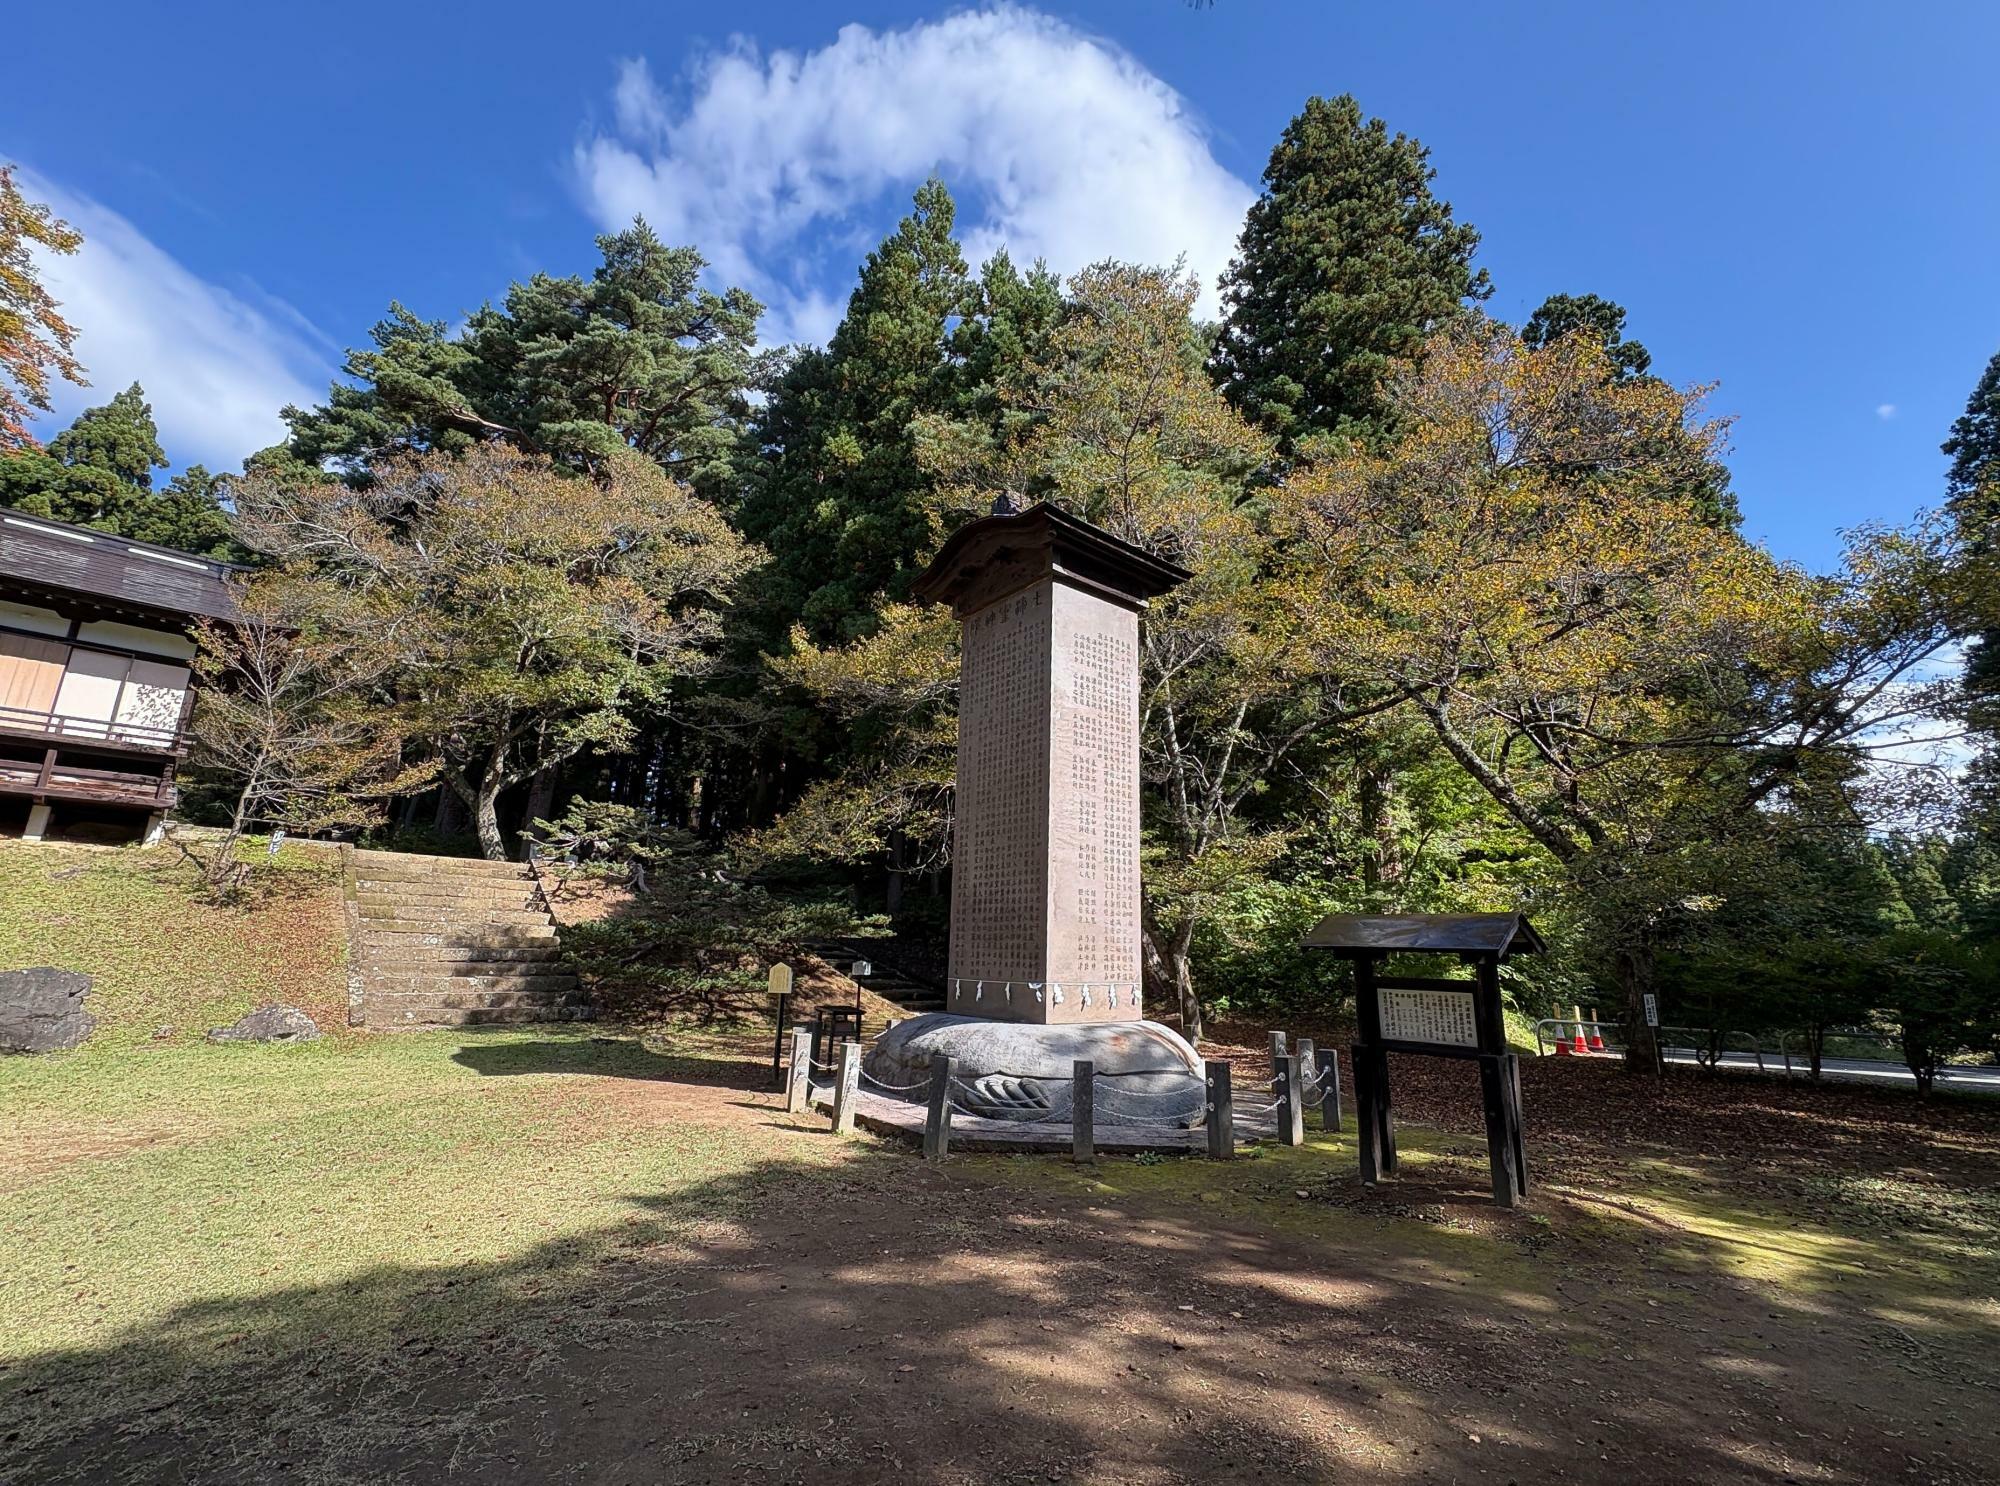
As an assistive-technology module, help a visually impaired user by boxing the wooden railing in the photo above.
[0,702,186,752]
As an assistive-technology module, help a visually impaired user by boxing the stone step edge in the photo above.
[355,902,553,920]
[351,881,545,899]
[356,928,560,940]
[348,849,535,872]
[360,975,580,994]
[361,1006,596,1028]
[359,987,586,1003]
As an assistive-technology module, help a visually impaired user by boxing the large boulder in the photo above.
[207,1005,321,1044]
[0,968,96,1054]
[864,1014,1204,1123]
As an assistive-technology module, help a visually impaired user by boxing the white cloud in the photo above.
[1876,403,1898,420]
[15,166,329,470]
[572,7,1256,345]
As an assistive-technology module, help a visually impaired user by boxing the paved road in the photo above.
[1655,1047,2000,1091]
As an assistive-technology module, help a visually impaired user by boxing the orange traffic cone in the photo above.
[1553,1021,1572,1055]
[1586,1008,1607,1053]
[1570,1006,1589,1055]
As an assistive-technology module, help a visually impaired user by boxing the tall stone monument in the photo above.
[865,499,1206,1118]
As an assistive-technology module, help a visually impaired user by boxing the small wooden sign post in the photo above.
[768,962,795,1086]
[1301,913,1541,1209]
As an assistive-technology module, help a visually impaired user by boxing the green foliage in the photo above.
[0,384,238,555]
[737,179,972,645]
[1212,94,1489,449]
[1943,349,2000,505]
[281,221,764,499]
[1520,293,1651,380]
[0,165,86,450]
[1661,832,1906,1069]
[51,381,166,484]
[1869,928,1998,1095]
[551,828,880,1025]
[531,799,692,889]
[1942,350,2000,821]
[231,444,758,859]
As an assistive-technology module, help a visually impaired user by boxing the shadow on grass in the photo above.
[451,1034,772,1091]
[6,1124,1996,1485]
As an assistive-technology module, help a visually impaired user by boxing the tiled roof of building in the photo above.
[0,512,239,623]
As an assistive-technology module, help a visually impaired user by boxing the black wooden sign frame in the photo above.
[1303,914,1538,1209]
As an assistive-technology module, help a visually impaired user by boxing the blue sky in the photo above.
[7,1,1997,568]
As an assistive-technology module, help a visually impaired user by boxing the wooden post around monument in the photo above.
[1268,1030,1286,1078]
[1315,1047,1342,1131]
[923,1054,955,1162]
[831,1040,862,1136]
[1204,1059,1234,1159]
[1072,1060,1094,1162]
[1276,1052,1305,1146]
[784,1026,812,1115]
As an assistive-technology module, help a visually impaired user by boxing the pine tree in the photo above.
[946,249,1065,435]
[1212,94,1489,450]
[1944,349,2000,507]
[1944,351,2000,804]
[738,179,971,644]
[1519,293,1737,527]
[0,383,237,555]
[49,383,166,486]
[1521,293,1651,380]
[281,222,764,499]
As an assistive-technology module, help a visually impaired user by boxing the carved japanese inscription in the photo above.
[947,576,1143,1024]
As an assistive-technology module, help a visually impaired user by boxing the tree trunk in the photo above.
[1613,940,1662,1077]
[1357,764,1402,892]
[522,766,558,840]
[1807,1024,1826,1082]
[446,754,511,861]
[1905,1037,1934,1099]
[434,787,468,838]
[473,775,507,860]
[1168,920,1200,1043]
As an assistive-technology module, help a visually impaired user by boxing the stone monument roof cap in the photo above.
[912,501,1192,615]
[1301,912,1545,959]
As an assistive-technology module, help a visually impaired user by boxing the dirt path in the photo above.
[7,1041,1995,1485]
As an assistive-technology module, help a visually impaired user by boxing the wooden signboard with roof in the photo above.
[1301,912,1543,1208]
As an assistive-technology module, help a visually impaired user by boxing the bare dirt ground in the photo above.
[6,1025,1997,1486]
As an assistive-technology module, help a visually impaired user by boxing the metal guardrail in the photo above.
[1532,1018,1931,1079]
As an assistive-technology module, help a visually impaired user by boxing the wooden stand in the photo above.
[1307,913,1541,1209]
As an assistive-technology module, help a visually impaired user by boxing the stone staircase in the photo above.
[343,848,588,1030]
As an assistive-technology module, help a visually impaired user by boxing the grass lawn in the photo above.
[3,841,1998,1484]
